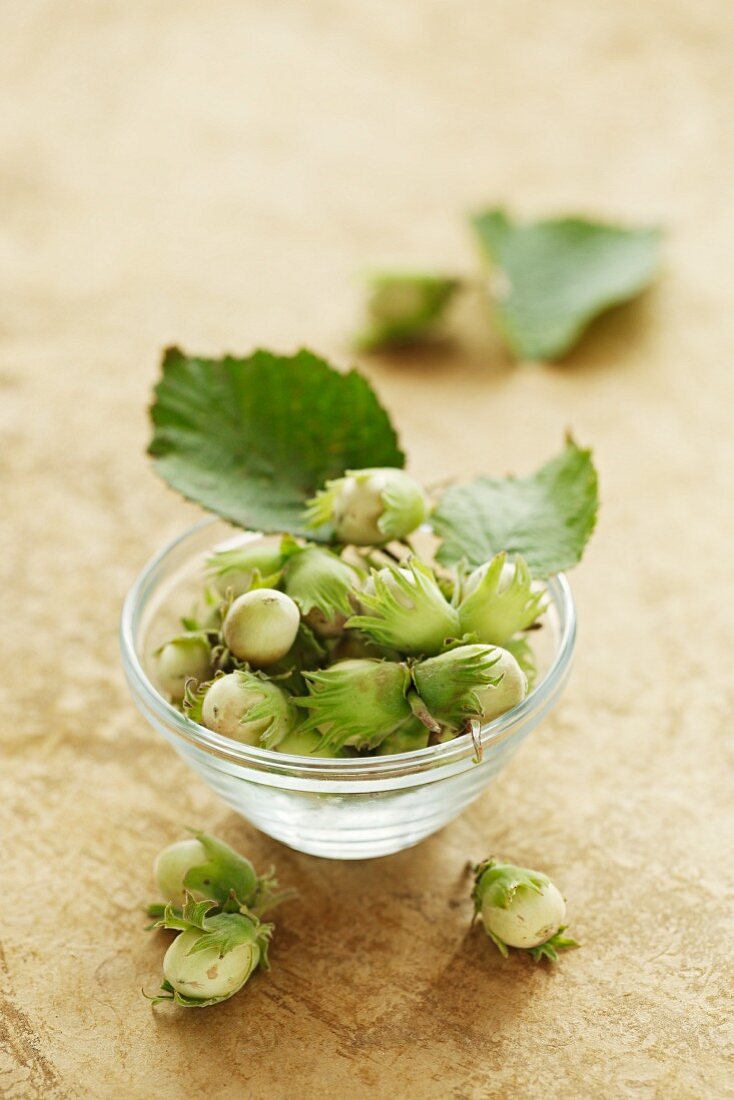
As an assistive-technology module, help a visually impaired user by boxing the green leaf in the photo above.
[471,209,662,360]
[356,271,461,351]
[433,438,599,578]
[149,348,404,537]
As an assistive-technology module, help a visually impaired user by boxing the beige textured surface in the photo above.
[2,2,734,1097]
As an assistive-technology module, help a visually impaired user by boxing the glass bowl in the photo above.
[120,520,576,860]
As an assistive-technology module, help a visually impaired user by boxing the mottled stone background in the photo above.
[1,2,733,1097]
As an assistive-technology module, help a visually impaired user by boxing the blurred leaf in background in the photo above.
[471,209,662,361]
[355,271,461,351]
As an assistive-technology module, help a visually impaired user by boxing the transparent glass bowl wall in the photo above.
[120,520,576,860]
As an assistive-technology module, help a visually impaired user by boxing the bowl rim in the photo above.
[120,518,577,780]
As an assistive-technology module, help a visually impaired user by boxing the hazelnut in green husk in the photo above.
[155,633,212,702]
[347,560,460,657]
[458,552,546,646]
[472,858,578,963]
[205,541,285,598]
[294,658,414,752]
[304,467,428,546]
[189,670,296,749]
[411,644,527,734]
[282,544,362,637]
